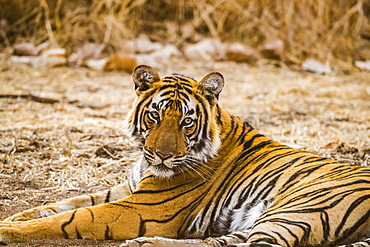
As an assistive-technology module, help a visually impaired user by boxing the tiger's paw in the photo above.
[121,237,212,247]
[0,222,21,244]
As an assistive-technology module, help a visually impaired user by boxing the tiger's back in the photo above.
[1,65,370,247]
[180,123,370,246]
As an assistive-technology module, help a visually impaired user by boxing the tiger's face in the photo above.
[127,65,224,178]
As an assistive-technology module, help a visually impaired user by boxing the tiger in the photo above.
[1,65,370,247]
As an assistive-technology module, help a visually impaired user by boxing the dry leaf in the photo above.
[103,55,138,73]
[324,141,340,149]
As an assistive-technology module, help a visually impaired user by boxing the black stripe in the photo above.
[221,115,237,141]
[222,149,297,211]
[336,209,370,244]
[146,189,207,224]
[133,181,194,194]
[249,231,279,245]
[243,134,265,150]
[105,225,113,240]
[175,75,193,83]
[178,193,210,237]
[159,90,176,98]
[126,181,207,206]
[86,208,95,221]
[183,85,193,95]
[178,91,190,101]
[89,195,95,206]
[235,121,247,144]
[320,211,330,243]
[200,145,284,227]
[284,183,370,209]
[215,104,223,127]
[278,223,300,247]
[138,214,146,237]
[162,78,177,83]
[109,203,135,209]
[256,218,311,241]
[105,189,111,203]
[61,210,77,239]
[214,238,227,245]
[76,227,82,239]
[335,194,370,237]
[272,230,290,247]
[236,121,254,145]
[249,244,274,247]
[232,233,248,241]
[279,163,326,195]
[131,92,155,134]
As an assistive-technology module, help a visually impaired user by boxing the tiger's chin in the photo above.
[149,164,176,178]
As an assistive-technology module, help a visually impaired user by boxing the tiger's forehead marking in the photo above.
[149,74,198,115]
[160,74,197,95]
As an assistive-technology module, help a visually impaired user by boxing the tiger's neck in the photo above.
[213,104,273,164]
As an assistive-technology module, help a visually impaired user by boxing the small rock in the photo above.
[34,48,67,68]
[134,44,181,68]
[355,61,370,71]
[126,35,162,54]
[226,42,258,63]
[10,55,35,64]
[86,58,109,71]
[302,58,332,75]
[13,43,39,56]
[69,41,105,67]
[184,38,226,61]
[260,39,284,60]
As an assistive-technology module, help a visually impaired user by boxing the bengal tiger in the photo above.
[1,65,370,247]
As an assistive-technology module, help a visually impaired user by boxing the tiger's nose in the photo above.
[156,151,173,161]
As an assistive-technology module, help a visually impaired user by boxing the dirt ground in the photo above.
[0,58,370,246]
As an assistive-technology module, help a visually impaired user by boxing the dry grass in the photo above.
[0,0,369,68]
[0,58,369,246]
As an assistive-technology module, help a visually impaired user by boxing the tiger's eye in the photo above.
[148,111,160,121]
[182,117,194,127]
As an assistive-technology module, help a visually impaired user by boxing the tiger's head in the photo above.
[126,65,224,178]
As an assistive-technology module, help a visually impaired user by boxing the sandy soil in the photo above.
[0,58,369,246]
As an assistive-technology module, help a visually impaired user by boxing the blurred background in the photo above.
[0,0,369,71]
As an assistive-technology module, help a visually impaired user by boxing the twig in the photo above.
[0,94,59,104]
[0,94,107,109]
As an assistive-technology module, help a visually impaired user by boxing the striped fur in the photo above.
[1,65,370,247]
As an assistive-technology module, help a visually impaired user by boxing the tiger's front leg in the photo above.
[4,182,131,222]
[0,200,142,244]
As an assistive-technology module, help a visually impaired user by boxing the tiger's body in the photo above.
[1,65,370,247]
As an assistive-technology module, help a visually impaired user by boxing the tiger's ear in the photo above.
[200,72,224,101]
[132,65,161,95]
